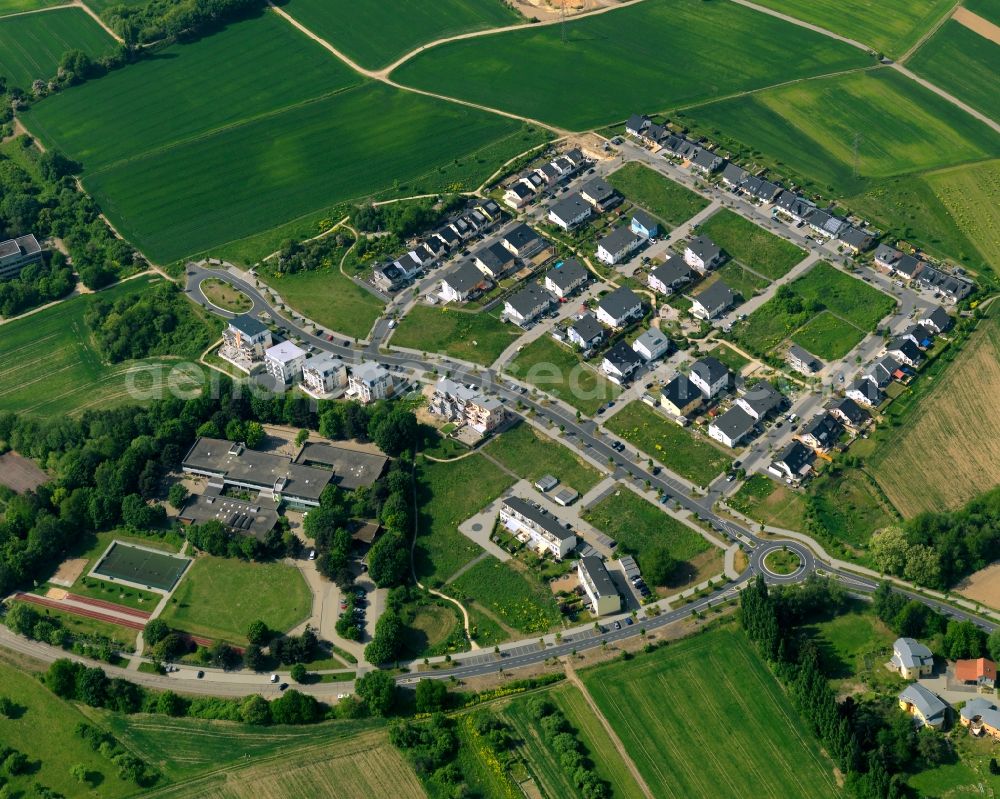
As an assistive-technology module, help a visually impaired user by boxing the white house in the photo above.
[578,557,621,616]
[691,281,735,320]
[846,377,885,408]
[504,283,552,326]
[544,259,588,299]
[548,193,592,231]
[647,255,693,295]
[0,234,44,281]
[500,497,576,559]
[890,637,934,680]
[595,287,642,328]
[301,353,347,395]
[684,236,725,272]
[439,261,490,303]
[769,441,815,482]
[596,226,641,265]
[736,382,783,421]
[348,361,393,404]
[708,406,756,448]
[601,340,642,385]
[221,315,273,365]
[632,328,671,361]
[689,356,730,398]
[264,340,306,385]
[503,182,534,209]
[567,313,604,351]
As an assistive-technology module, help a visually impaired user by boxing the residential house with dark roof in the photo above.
[839,226,875,254]
[828,396,868,428]
[503,181,534,209]
[596,226,642,265]
[502,223,547,259]
[893,254,924,280]
[689,356,731,398]
[720,162,748,187]
[625,114,651,137]
[866,354,903,388]
[921,306,953,334]
[690,148,726,174]
[742,175,782,203]
[548,193,592,231]
[660,374,703,418]
[874,244,903,270]
[736,382,783,421]
[567,312,604,351]
[595,286,643,328]
[787,344,823,375]
[799,412,842,451]
[846,377,884,408]
[709,406,756,448]
[439,261,491,303]
[222,315,273,364]
[691,281,735,320]
[887,337,924,368]
[578,557,621,616]
[474,241,517,279]
[630,209,659,238]
[601,340,643,384]
[648,255,694,295]
[899,324,934,349]
[500,497,576,559]
[916,265,974,302]
[773,190,815,223]
[769,441,816,482]
[807,209,849,239]
[504,283,553,326]
[544,259,588,298]
[684,235,725,272]
[581,178,622,211]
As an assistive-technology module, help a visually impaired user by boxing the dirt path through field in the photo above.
[953,6,1000,44]
[564,661,656,799]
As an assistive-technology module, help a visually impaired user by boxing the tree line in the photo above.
[0,253,74,319]
[104,0,265,47]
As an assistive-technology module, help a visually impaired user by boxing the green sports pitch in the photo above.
[93,541,190,592]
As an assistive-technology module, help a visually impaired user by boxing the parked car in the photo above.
[613,621,621,630]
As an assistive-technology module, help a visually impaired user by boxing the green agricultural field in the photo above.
[791,310,864,359]
[392,305,520,366]
[966,0,1000,25]
[710,262,770,303]
[0,0,69,11]
[908,21,1000,123]
[682,69,1000,199]
[0,7,113,89]
[413,454,515,585]
[449,557,561,634]
[391,0,871,130]
[581,627,840,799]
[506,335,621,416]
[22,13,549,263]
[697,209,805,280]
[606,162,709,227]
[749,0,953,57]
[266,267,385,340]
[281,0,521,70]
[0,276,214,416]
[0,660,137,798]
[583,487,720,588]
[606,401,732,487]
[484,421,603,493]
[158,556,311,643]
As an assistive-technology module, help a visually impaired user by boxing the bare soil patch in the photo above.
[953,6,1000,44]
[0,451,47,493]
[956,561,1000,611]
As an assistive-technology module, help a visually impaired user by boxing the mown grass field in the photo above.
[749,0,953,57]
[697,209,805,280]
[0,6,113,88]
[391,0,871,130]
[907,20,1000,124]
[281,0,521,69]
[606,162,709,227]
[801,603,896,683]
[393,305,521,366]
[266,266,385,340]
[581,627,840,799]
[0,659,137,799]
[729,474,810,531]
[868,307,1000,516]
[413,454,515,585]
[683,69,1000,198]
[791,310,864,359]
[484,420,603,493]
[0,275,215,416]
[606,401,732,487]
[158,556,311,643]
[22,13,549,263]
[506,335,621,415]
[449,556,562,634]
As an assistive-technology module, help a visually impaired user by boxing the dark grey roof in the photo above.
[229,314,269,338]
[720,163,748,185]
[774,190,815,219]
[874,243,902,264]
[436,226,460,245]
[740,382,782,416]
[787,344,822,370]
[922,306,952,331]
[687,235,722,263]
[476,241,515,272]
[294,442,388,490]
[849,377,884,403]
[801,412,842,444]
[809,209,848,236]
[915,265,974,299]
[503,496,574,541]
[579,556,617,597]
[889,337,923,362]
[604,339,642,370]
[894,254,922,277]
[691,356,729,385]
[774,441,815,473]
[626,114,650,132]
[839,226,873,250]
[506,282,552,318]
[631,209,658,231]
[693,280,734,313]
[570,312,604,344]
[598,226,640,255]
[662,373,701,407]
[564,148,584,164]
[508,182,533,199]
[712,406,755,440]
[480,198,501,218]
[691,148,725,172]
[546,259,588,291]
[550,193,591,224]
[830,396,867,425]
[649,255,693,287]
[0,234,41,262]
[445,261,488,293]
[504,223,542,252]
[582,177,617,203]
[597,286,642,319]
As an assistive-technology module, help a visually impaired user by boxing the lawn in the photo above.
[391,0,872,130]
[280,0,522,69]
[728,474,809,531]
[706,343,751,373]
[266,266,385,341]
[749,0,954,57]
[506,335,621,415]
[605,401,732,487]
[583,486,720,588]
[697,209,805,280]
[0,660,137,798]
[200,277,252,313]
[22,13,549,263]
[790,310,864,360]
[392,305,520,366]
[0,275,215,416]
[0,6,114,89]
[682,69,999,199]
[413,454,515,585]
[157,556,311,643]
[807,466,898,550]
[801,603,896,682]
[580,627,840,799]
[711,262,770,303]
[867,306,1000,516]
[484,420,603,493]
[606,162,709,227]
[449,556,562,634]
[908,20,1000,123]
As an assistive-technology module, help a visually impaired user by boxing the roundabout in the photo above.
[750,540,812,584]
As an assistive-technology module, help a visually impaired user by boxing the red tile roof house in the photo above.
[955,658,997,690]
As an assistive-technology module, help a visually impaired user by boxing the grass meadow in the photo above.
[697,209,805,280]
[484,420,603,493]
[265,264,386,340]
[606,401,732,487]
[0,6,113,88]
[868,307,1000,516]
[710,262,770,303]
[791,310,864,359]
[682,69,999,198]
[448,556,562,634]
[158,556,311,643]
[392,305,521,366]
[0,0,69,11]
[413,454,515,585]
[280,0,521,69]
[391,0,871,130]
[749,0,953,56]
[0,275,216,416]
[807,466,897,550]
[729,474,810,531]
[606,162,710,227]
[581,627,840,799]
[908,20,1000,124]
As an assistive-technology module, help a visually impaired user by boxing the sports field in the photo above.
[750,0,953,57]
[0,6,113,88]
[697,209,805,280]
[0,276,211,416]
[22,13,549,263]
[391,0,871,130]
[907,20,1000,124]
[93,541,190,591]
[281,0,521,69]
[869,308,1000,516]
[581,627,840,799]
[684,69,1000,198]
[606,162,709,227]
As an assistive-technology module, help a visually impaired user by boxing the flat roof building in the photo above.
[578,557,621,616]
[294,441,388,490]
[178,489,279,541]
[0,234,43,281]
